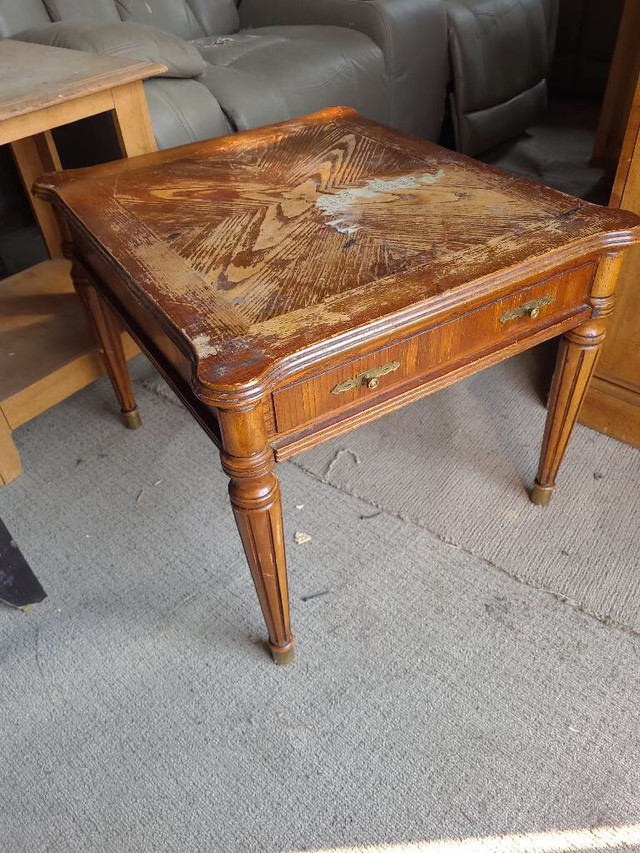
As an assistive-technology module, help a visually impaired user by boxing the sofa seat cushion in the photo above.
[194,25,387,131]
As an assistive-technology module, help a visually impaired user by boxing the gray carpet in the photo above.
[479,100,610,204]
[2,358,640,853]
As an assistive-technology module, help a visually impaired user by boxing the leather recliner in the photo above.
[443,0,559,154]
[0,0,449,151]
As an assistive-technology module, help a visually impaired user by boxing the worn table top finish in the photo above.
[35,108,639,404]
[0,39,165,124]
[34,108,640,663]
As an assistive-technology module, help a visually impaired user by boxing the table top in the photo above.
[34,107,640,399]
[0,39,166,123]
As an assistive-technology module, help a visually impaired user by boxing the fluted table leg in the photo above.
[218,407,293,664]
[532,253,623,506]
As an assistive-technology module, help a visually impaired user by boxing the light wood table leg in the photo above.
[71,262,141,429]
[10,130,64,258]
[218,407,294,664]
[0,410,21,486]
[532,253,622,506]
[111,80,157,158]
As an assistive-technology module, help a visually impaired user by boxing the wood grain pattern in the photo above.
[35,108,640,405]
[34,108,640,662]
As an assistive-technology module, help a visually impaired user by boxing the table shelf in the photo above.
[0,259,138,484]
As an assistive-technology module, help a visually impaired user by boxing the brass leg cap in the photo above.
[531,482,555,507]
[123,409,142,430]
[270,643,295,665]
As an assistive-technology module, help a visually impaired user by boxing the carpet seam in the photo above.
[288,459,640,641]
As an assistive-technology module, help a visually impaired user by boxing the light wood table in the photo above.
[35,108,640,663]
[0,39,165,485]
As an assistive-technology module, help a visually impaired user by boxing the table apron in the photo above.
[271,262,595,438]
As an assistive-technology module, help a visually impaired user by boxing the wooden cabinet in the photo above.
[580,71,640,446]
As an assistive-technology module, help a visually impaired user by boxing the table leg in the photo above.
[11,131,64,258]
[532,253,622,506]
[111,80,157,158]
[0,410,21,486]
[218,408,294,664]
[71,262,141,430]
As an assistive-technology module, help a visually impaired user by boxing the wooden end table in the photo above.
[0,39,165,486]
[34,108,640,663]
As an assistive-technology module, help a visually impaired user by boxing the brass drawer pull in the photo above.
[331,360,400,394]
[500,296,553,324]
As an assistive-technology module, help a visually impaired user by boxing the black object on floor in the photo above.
[0,518,46,609]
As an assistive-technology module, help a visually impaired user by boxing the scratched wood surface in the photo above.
[0,40,165,123]
[34,107,640,400]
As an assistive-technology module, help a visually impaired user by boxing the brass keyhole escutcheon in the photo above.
[366,377,379,390]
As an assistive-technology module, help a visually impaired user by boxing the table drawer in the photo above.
[272,263,594,434]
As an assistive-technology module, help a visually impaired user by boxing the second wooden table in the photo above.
[0,39,165,485]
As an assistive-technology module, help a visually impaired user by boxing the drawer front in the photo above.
[272,263,594,434]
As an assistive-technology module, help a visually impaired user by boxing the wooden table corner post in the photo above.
[532,251,622,505]
[217,406,293,664]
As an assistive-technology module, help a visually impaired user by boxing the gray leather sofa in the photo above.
[444,0,559,154]
[0,0,448,151]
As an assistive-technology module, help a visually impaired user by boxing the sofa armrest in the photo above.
[15,19,205,78]
[238,0,448,140]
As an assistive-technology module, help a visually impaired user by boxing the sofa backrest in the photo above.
[0,0,50,38]
[0,0,239,39]
[114,0,239,39]
[44,0,120,22]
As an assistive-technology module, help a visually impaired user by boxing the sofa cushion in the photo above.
[43,0,120,22]
[115,0,239,39]
[195,26,386,131]
[0,0,50,39]
[16,19,205,77]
